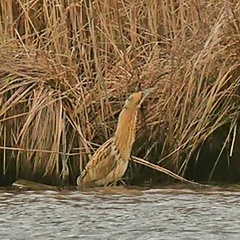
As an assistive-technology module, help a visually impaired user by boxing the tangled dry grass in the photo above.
[1,0,240,185]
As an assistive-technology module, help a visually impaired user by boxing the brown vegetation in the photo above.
[1,0,240,186]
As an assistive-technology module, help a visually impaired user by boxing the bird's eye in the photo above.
[127,96,133,102]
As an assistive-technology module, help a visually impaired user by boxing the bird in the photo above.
[77,88,153,188]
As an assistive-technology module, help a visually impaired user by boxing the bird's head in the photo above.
[123,88,154,110]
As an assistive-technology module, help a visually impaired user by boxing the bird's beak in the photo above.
[140,87,155,105]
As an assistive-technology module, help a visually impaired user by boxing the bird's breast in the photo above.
[105,158,129,183]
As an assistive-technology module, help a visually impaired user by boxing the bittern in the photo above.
[77,88,153,188]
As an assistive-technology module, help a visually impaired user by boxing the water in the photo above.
[0,185,240,240]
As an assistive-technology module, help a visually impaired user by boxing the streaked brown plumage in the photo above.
[77,89,153,188]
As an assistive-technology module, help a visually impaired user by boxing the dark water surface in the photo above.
[0,185,240,240]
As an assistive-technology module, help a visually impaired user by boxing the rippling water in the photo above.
[1,185,240,240]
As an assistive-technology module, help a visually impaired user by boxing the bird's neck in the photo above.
[113,108,138,160]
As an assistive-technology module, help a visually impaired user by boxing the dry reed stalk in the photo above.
[132,156,202,186]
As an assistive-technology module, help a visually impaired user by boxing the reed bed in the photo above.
[0,0,240,185]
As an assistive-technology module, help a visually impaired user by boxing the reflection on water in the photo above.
[0,185,240,240]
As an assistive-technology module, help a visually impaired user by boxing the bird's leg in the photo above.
[108,181,117,187]
[109,179,126,187]
[119,179,126,186]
